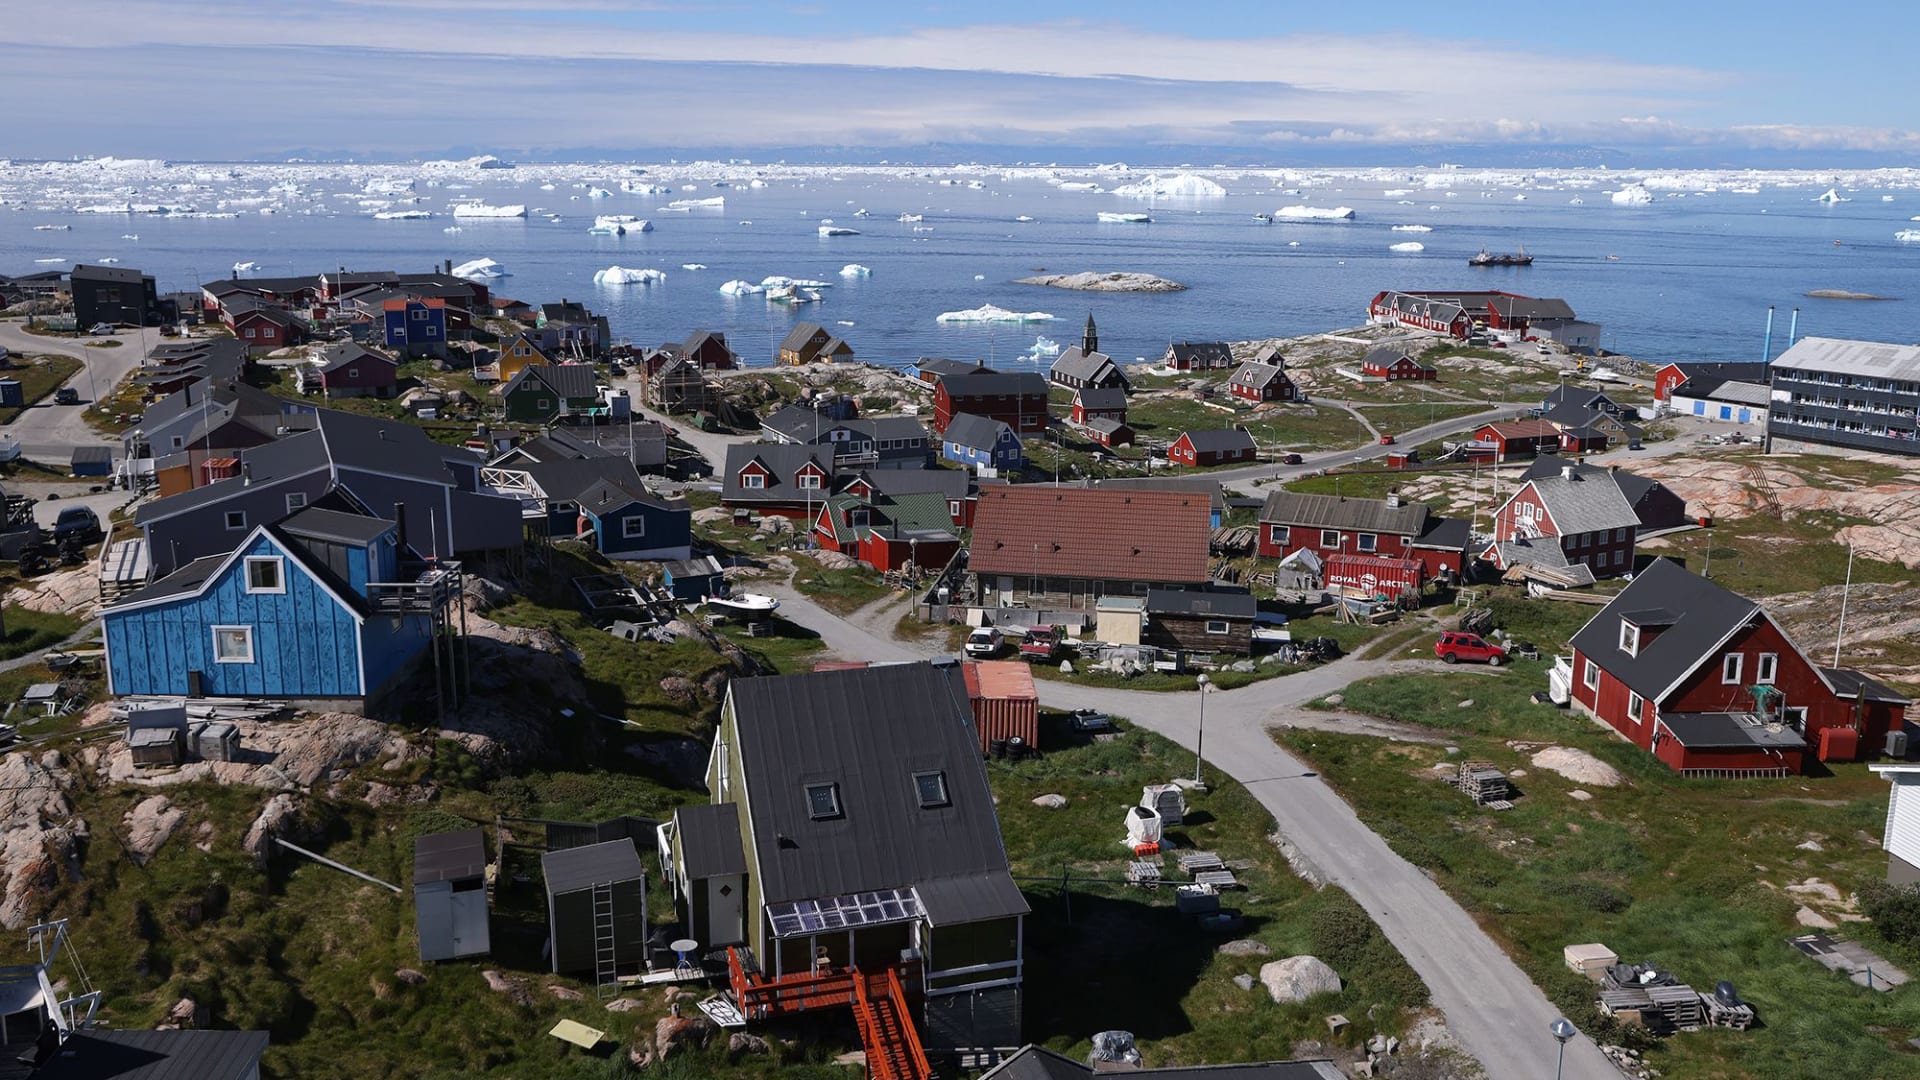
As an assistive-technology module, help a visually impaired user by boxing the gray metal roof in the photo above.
[720,443,833,502]
[1073,386,1128,411]
[778,321,828,353]
[1490,296,1578,321]
[917,871,1031,928]
[943,412,1013,452]
[1487,538,1595,585]
[728,663,1026,921]
[674,802,747,879]
[1770,336,1920,382]
[1048,346,1126,387]
[1522,470,1641,536]
[1230,360,1290,389]
[1412,515,1472,551]
[1146,588,1256,619]
[106,554,227,609]
[852,468,972,501]
[1166,341,1234,366]
[278,506,394,547]
[1568,558,1761,701]
[1258,491,1429,536]
[30,1030,270,1080]
[1179,428,1256,455]
[514,363,601,400]
[542,837,645,896]
[1676,375,1771,406]
[984,1046,1342,1080]
[315,342,393,375]
[1658,712,1806,750]
[413,828,486,885]
[941,370,1050,398]
[1819,667,1913,705]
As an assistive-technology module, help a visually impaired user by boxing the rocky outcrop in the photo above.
[1528,747,1624,788]
[0,751,84,930]
[122,795,184,864]
[1016,271,1187,293]
[241,794,305,866]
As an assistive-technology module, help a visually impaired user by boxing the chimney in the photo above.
[1385,491,1401,508]
[392,502,408,554]
[1610,463,1620,473]
[1561,465,1576,481]
[444,258,452,275]
[241,461,252,486]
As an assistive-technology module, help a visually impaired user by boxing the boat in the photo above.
[1469,246,1532,267]
[1253,213,1273,224]
[706,593,780,619]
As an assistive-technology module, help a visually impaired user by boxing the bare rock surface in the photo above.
[1259,955,1342,1003]
[1016,271,1186,292]
[122,795,184,864]
[0,751,84,929]
[1529,747,1624,788]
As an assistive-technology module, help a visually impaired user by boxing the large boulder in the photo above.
[1258,955,1342,1003]
[123,795,184,865]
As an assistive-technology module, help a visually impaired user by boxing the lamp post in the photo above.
[1549,1017,1576,1080]
[1193,674,1211,787]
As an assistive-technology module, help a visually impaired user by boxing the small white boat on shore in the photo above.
[706,594,780,618]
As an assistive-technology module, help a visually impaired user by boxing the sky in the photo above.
[4,0,1917,164]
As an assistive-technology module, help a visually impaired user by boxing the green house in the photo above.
[501,363,602,424]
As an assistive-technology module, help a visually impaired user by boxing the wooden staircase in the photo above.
[853,969,932,1080]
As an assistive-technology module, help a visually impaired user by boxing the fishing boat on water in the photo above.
[1468,245,1533,267]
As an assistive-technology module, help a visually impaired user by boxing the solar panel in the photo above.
[767,888,925,938]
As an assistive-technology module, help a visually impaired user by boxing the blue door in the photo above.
[1719,405,1733,420]
[1738,408,1751,423]
[1692,401,1705,416]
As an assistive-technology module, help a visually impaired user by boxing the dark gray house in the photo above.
[70,263,159,327]
[1048,346,1130,392]
[30,1030,271,1080]
[759,405,931,470]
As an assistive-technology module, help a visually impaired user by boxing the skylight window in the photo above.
[913,771,950,809]
[805,782,842,821]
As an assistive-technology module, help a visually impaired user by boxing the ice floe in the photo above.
[1275,205,1355,220]
[936,304,1056,324]
[839,264,872,278]
[1896,230,1920,243]
[450,257,509,279]
[232,261,259,272]
[452,203,526,218]
[719,280,764,296]
[1389,242,1425,252]
[818,225,860,236]
[1390,224,1432,232]
[593,265,665,285]
[1025,336,1062,360]
[373,209,434,220]
[681,263,707,270]
[588,215,651,235]
[1097,212,1151,223]
[1609,186,1654,206]
[1110,173,1227,198]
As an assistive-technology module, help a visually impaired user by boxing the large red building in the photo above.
[1568,559,1909,776]
[1257,490,1470,580]
[1484,466,1642,580]
[933,371,1050,435]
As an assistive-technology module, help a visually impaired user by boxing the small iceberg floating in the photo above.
[818,225,860,236]
[1816,187,1846,205]
[450,257,509,279]
[588,215,651,235]
[96,257,120,264]
[586,186,612,199]
[681,263,707,271]
[1391,224,1432,232]
[593,265,665,285]
[121,234,138,240]
[442,226,462,234]
[32,224,69,231]
[33,258,65,264]
[1609,185,1654,206]
[373,209,434,220]
[898,213,923,222]
[1025,335,1062,359]
[232,261,260,272]
[1895,230,1920,243]
[767,286,821,305]
[1389,242,1426,253]
[1275,205,1355,220]
[452,202,527,218]
[839,264,872,278]
[936,304,1056,324]
[1015,215,1035,222]
[1097,211,1152,223]
[719,279,764,296]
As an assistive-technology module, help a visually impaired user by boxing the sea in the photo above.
[5,164,1919,369]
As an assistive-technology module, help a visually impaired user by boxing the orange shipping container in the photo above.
[1818,725,1860,763]
[962,660,1039,753]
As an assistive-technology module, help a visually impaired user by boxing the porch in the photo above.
[726,948,931,1080]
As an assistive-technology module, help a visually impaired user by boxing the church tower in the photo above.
[1082,312,1099,355]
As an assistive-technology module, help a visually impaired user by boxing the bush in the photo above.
[1309,891,1381,971]
[1545,879,1632,914]
[1860,881,1920,949]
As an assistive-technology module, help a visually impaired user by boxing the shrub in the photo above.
[1545,879,1631,914]
[1309,891,1381,970]
[1860,881,1920,949]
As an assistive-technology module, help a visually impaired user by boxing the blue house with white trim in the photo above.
[102,507,436,703]
[940,412,1023,474]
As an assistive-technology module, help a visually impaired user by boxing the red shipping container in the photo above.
[1325,553,1425,598]
[962,660,1039,753]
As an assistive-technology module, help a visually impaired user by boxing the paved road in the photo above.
[758,584,1615,1080]
[1201,402,1534,496]
[0,320,152,463]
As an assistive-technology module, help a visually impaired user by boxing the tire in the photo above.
[1441,652,1458,664]
[1488,655,1503,667]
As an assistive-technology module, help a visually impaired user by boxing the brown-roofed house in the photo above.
[968,486,1212,609]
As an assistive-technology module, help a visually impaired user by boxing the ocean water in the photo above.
[6,170,1918,369]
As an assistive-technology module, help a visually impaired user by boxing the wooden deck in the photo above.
[727,948,931,1080]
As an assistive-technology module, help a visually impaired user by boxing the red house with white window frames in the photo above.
[1256,490,1470,579]
[1360,348,1436,381]
[1228,361,1296,403]
[1168,429,1256,467]
[1070,387,1128,425]
[1486,468,1639,578]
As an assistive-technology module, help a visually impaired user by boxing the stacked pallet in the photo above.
[1647,985,1705,1029]
[1446,762,1514,805]
[98,539,151,604]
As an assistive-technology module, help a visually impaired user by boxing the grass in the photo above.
[1125,393,1368,452]
[0,606,83,660]
[1351,402,1492,436]
[1642,511,1909,600]
[790,564,894,616]
[0,354,83,423]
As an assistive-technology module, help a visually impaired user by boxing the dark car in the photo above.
[52,506,102,545]
[53,387,80,405]
[1281,453,1304,465]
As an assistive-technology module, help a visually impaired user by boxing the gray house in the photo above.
[543,838,648,979]
[759,405,931,470]
[135,408,524,574]
[414,829,491,963]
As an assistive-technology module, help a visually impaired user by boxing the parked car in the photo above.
[1435,631,1506,666]
[1018,624,1069,663]
[53,387,80,405]
[87,323,115,336]
[1281,452,1304,465]
[964,627,1004,658]
[1068,709,1113,733]
[51,505,101,545]
[1378,434,1396,446]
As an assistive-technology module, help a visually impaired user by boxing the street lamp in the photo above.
[1192,674,1211,787]
[1549,1017,1576,1080]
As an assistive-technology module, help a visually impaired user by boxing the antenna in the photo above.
[1834,541,1855,668]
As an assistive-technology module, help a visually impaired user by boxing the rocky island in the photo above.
[1016,271,1187,292]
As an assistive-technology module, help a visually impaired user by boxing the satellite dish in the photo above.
[1550,1018,1578,1043]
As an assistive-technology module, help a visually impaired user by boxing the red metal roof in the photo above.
[1480,419,1561,440]
[968,486,1211,584]
[961,660,1036,702]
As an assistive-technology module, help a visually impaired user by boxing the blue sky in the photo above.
[6,0,1916,162]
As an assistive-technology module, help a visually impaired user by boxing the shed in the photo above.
[71,445,113,477]
[415,829,492,963]
[1144,588,1256,656]
[542,838,648,977]
[963,660,1040,753]
[1095,596,1146,646]
[0,381,21,408]
[663,556,726,602]
[668,803,748,947]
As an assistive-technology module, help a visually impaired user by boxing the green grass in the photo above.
[1351,402,1491,436]
[1643,510,1908,600]
[1125,394,1368,452]
[790,564,894,616]
[0,354,83,423]
[0,606,83,660]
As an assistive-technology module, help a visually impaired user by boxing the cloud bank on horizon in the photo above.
[7,0,1918,161]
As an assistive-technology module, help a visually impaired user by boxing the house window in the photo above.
[224,510,247,531]
[1357,533,1378,553]
[805,782,842,821]
[1582,659,1599,690]
[913,771,950,809]
[286,492,307,513]
[244,328,256,339]
[346,367,358,379]
[1320,529,1340,548]
[948,501,961,518]
[1785,706,1808,731]
[171,436,183,449]
[536,398,551,410]
[244,556,285,594]
[1619,621,1639,656]
[797,473,822,490]
[1205,619,1230,635]
[211,625,255,664]
[1757,652,1778,685]
[621,517,647,539]
[1616,528,1628,542]
[425,326,437,338]
[1269,525,1290,546]
[1722,653,1743,685]
[849,509,871,527]
[741,473,765,489]
[1627,691,1644,723]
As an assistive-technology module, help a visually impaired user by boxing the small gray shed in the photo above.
[669,803,748,947]
[414,829,491,963]
[542,838,648,977]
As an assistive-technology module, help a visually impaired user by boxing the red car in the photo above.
[1435,632,1506,666]
[1378,434,1396,446]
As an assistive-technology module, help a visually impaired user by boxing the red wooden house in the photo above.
[1360,348,1436,381]
[1228,361,1296,403]
[1069,387,1128,425]
[933,371,1050,435]
[1568,559,1909,776]
[1484,465,1641,579]
[1652,361,1773,402]
[1475,419,1571,460]
[228,306,296,353]
[1257,490,1470,579]
[1168,428,1256,467]
[1085,418,1134,448]
[312,342,397,399]
[811,490,962,573]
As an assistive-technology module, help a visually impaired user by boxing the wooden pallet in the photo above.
[1193,869,1240,890]
[1126,861,1162,888]
[1647,984,1704,1029]
[1177,851,1225,874]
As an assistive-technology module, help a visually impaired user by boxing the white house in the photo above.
[1871,762,1920,884]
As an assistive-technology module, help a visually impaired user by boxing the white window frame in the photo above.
[224,510,247,531]
[621,516,647,540]
[244,556,285,595]
[1356,532,1378,553]
[244,328,257,339]
[1582,659,1599,690]
[740,473,765,490]
[211,625,255,664]
[1756,652,1778,685]
[796,473,823,490]
[1619,621,1639,656]
[1319,529,1340,548]
[1627,691,1644,724]
[1205,619,1230,635]
[1270,525,1290,546]
[1722,653,1743,685]
[285,492,307,513]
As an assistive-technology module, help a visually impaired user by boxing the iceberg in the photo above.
[621,180,671,194]
[719,279,765,296]
[450,257,509,279]
[96,257,119,264]
[1110,173,1227,198]
[232,261,259,272]
[1815,187,1846,204]
[898,213,922,222]
[1569,197,1585,205]
[33,258,64,264]
[442,226,462,234]
[1609,186,1653,206]
[936,304,1056,324]
[1389,242,1425,252]
[1275,205,1355,220]
[1015,215,1035,222]
[373,209,434,219]
[839,264,872,278]
[1057,182,1101,192]
[1097,211,1152,223]
[666,196,725,209]
[760,276,831,288]
[1390,224,1432,232]
[588,215,651,235]
[1025,335,1062,359]
[818,225,860,236]
[32,224,69,231]
[681,263,707,270]
[121,234,138,240]
[1895,230,1920,243]
[452,203,527,218]
[586,187,612,199]
[593,265,665,285]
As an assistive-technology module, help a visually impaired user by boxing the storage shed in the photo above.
[70,445,113,478]
[962,660,1040,753]
[1095,596,1146,646]
[542,839,648,977]
[665,803,748,947]
[662,555,726,602]
[415,829,492,963]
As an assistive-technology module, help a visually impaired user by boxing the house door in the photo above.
[1719,405,1733,420]
[998,576,1014,606]
[707,874,745,946]
[1070,579,1089,606]
[1693,401,1705,416]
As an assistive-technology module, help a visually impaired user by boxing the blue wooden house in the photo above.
[383,297,448,360]
[103,508,438,704]
[940,412,1023,473]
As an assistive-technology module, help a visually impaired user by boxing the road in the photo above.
[757,585,1615,1080]
[1200,401,1534,496]
[0,320,151,463]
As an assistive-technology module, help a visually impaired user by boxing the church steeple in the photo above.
[1082,311,1099,355]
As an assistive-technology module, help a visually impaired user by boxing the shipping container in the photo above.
[963,660,1039,753]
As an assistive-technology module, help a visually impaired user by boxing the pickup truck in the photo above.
[1018,625,1069,663]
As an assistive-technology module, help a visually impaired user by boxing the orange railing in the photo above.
[727,946,931,1080]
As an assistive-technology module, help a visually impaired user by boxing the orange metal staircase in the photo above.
[728,948,933,1080]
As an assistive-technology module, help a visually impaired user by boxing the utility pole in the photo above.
[1834,542,1855,668]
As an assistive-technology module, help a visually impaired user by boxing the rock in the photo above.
[1386,1036,1400,1055]
[654,1015,712,1060]
[1509,769,1527,779]
[1786,878,1844,903]
[1568,790,1593,802]
[727,1033,771,1060]
[1406,1014,1457,1051]
[627,1040,654,1069]
[1059,661,1074,675]
[1230,660,1256,673]
[658,676,699,703]
[605,997,646,1012]
[122,795,184,865]
[1797,839,1824,852]
[1258,955,1342,1004]
[1368,1034,1389,1054]
[1457,699,1475,709]
[1795,905,1839,929]
[481,970,531,1005]
[1015,271,1188,293]
[1445,746,1460,756]
[0,751,84,930]
[1031,794,1068,809]
[1530,747,1626,788]
[1232,974,1255,991]
[547,985,586,1002]
[1324,693,1344,706]
[370,976,392,1000]
[165,997,199,1028]
[1217,939,1272,957]
[242,793,304,867]
[755,515,793,536]
[395,968,426,986]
